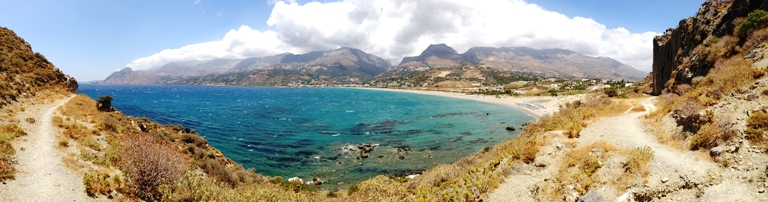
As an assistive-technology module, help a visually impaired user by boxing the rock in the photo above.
[759,188,765,193]
[710,146,726,157]
[578,189,605,202]
[505,126,516,131]
[288,177,303,184]
[399,155,405,160]
[662,177,670,183]
[312,177,323,185]
[740,87,748,93]
[406,174,420,179]
[747,94,759,101]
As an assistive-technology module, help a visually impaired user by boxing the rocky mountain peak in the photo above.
[421,44,460,56]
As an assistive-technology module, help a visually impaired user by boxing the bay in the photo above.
[77,84,534,187]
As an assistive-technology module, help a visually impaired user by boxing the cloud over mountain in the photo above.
[127,0,658,72]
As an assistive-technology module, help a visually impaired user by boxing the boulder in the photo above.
[747,94,759,101]
[578,189,605,202]
[505,126,516,131]
[710,146,726,157]
[288,177,303,184]
[313,177,324,185]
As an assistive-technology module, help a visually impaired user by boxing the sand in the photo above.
[360,88,586,118]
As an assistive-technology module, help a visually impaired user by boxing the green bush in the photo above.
[736,9,768,38]
[603,87,618,97]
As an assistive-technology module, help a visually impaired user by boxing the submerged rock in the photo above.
[505,126,516,131]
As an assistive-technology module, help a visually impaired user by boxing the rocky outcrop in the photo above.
[652,0,768,95]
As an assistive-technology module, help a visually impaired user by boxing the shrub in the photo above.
[77,135,101,151]
[97,95,114,112]
[119,133,188,201]
[736,9,768,38]
[24,117,35,124]
[0,124,25,182]
[84,173,124,196]
[743,28,768,51]
[603,87,618,97]
[690,113,735,150]
[624,146,653,176]
[181,133,207,147]
[746,111,768,144]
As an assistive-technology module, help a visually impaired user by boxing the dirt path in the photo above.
[0,95,95,201]
[488,97,723,201]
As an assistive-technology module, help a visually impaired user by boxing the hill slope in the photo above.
[399,44,647,81]
[0,27,78,106]
[99,47,392,86]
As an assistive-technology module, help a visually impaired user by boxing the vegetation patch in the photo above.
[746,111,768,144]
[119,132,188,201]
[0,124,26,181]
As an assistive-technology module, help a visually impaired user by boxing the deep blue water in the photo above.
[77,84,533,186]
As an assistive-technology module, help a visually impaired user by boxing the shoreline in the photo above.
[358,88,586,119]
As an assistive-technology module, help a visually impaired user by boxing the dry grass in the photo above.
[84,172,125,197]
[746,111,768,144]
[690,113,736,150]
[612,146,654,189]
[0,124,26,181]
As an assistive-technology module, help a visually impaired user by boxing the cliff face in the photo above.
[0,27,77,106]
[652,0,768,95]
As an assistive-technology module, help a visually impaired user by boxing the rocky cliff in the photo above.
[400,44,647,81]
[0,27,78,106]
[652,0,768,95]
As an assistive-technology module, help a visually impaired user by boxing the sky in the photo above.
[0,0,705,81]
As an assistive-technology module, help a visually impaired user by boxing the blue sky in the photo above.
[0,0,705,81]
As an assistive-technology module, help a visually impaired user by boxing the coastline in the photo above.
[358,88,586,119]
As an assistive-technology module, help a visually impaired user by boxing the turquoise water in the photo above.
[77,85,533,186]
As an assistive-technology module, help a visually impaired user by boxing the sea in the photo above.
[76,84,534,187]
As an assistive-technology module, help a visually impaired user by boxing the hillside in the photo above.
[487,0,768,200]
[369,64,540,89]
[399,44,648,81]
[0,27,78,106]
[98,47,392,86]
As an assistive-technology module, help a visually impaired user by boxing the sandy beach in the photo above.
[360,88,586,119]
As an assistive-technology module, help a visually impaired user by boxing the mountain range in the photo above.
[99,44,647,85]
[399,44,647,80]
[99,47,392,85]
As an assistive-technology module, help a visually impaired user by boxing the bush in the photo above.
[24,117,35,124]
[181,133,207,147]
[736,9,768,38]
[603,87,618,97]
[624,146,654,176]
[746,111,768,144]
[84,172,124,196]
[97,95,114,112]
[119,133,188,201]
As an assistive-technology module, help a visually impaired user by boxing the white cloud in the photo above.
[267,0,295,5]
[193,0,201,5]
[126,26,291,70]
[128,0,658,72]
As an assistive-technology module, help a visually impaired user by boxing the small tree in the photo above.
[97,95,113,112]
[603,87,618,97]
